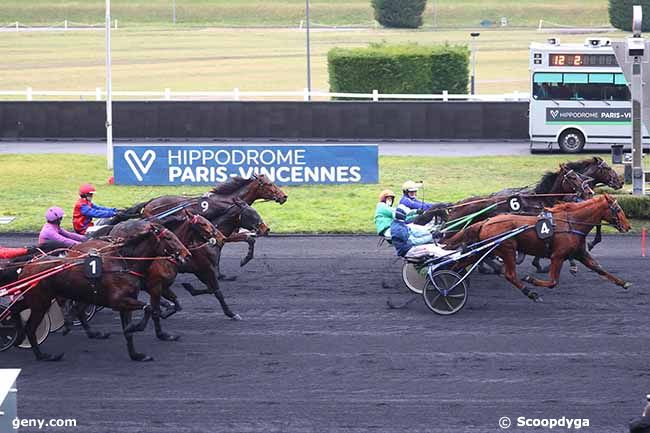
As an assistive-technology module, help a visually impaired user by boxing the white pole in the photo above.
[305,0,312,101]
[105,0,114,170]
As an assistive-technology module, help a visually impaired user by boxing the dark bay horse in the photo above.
[178,199,269,320]
[84,213,226,341]
[7,221,190,361]
[445,194,631,302]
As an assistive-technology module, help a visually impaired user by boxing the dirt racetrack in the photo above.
[1,234,648,433]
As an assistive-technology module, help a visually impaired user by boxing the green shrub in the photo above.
[615,194,650,219]
[609,0,650,31]
[328,44,469,96]
[371,0,427,29]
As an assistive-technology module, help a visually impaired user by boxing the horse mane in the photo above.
[564,157,600,172]
[210,176,251,194]
[534,171,559,194]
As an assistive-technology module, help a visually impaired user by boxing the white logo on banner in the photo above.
[550,110,559,119]
[124,150,156,182]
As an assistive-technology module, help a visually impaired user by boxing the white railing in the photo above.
[0,88,530,102]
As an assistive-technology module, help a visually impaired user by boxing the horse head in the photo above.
[250,174,288,204]
[188,212,226,248]
[559,164,594,200]
[240,204,270,236]
[582,157,624,190]
[602,194,631,233]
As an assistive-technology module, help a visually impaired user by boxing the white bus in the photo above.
[529,38,648,153]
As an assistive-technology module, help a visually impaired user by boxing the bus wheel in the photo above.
[558,129,585,153]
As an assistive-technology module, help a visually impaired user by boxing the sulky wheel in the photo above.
[402,262,428,295]
[422,270,469,316]
[0,306,18,352]
[18,309,51,349]
[48,300,65,332]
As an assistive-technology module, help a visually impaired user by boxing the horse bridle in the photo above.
[561,169,594,198]
[189,214,219,246]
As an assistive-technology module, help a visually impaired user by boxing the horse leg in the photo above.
[523,256,564,289]
[61,299,74,336]
[74,302,110,340]
[477,257,500,275]
[588,225,602,251]
[215,245,237,281]
[532,256,549,273]
[24,302,64,361]
[160,286,182,319]
[193,267,241,320]
[117,296,152,335]
[575,251,632,289]
[150,283,180,341]
[120,311,153,362]
[498,246,542,302]
[240,235,255,267]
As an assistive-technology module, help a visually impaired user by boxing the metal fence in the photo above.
[0,88,531,102]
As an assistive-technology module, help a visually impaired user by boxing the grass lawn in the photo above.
[0,0,609,28]
[0,153,645,234]
[0,27,627,97]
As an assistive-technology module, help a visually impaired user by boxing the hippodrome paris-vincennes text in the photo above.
[166,148,362,183]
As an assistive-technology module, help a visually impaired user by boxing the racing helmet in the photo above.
[394,204,410,221]
[378,189,396,203]
[79,183,96,196]
[45,206,65,223]
[402,180,421,193]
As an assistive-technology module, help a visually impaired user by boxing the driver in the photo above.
[73,183,118,234]
[399,180,436,213]
[390,205,450,259]
[39,207,87,249]
[375,189,417,237]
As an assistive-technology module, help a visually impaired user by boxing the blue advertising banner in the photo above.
[113,144,378,185]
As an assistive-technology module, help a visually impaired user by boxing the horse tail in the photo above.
[444,220,487,250]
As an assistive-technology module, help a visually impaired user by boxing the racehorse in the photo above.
[6,221,190,361]
[178,199,270,320]
[445,194,631,302]
[111,174,285,279]
[80,213,225,341]
[115,174,287,223]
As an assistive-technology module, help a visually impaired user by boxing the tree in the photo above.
[371,0,427,29]
[609,0,650,31]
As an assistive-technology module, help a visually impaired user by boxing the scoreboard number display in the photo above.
[548,53,617,67]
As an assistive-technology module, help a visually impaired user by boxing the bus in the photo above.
[529,37,648,153]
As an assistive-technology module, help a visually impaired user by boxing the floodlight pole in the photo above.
[305,0,312,101]
[631,5,644,195]
[172,0,176,24]
[105,0,114,170]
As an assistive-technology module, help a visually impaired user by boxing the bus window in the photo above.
[533,72,629,101]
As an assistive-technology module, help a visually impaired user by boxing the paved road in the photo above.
[1,234,647,433]
[0,140,618,157]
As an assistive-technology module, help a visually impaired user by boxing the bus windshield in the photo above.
[532,72,630,101]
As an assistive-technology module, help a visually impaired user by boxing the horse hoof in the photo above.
[528,292,541,302]
[523,275,533,283]
[131,353,154,362]
[231,314,242,321]
[38,352,64,362]
[157,332,180,342]
[569,266,578,276]
[623,282,633,290]
[218,275,237,282]
[62,328,71,336]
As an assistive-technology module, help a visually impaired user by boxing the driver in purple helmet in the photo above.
[39,207,87,249]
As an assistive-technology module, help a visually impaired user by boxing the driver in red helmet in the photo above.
[73,183,118,234]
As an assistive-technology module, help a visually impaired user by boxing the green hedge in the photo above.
[615,194,650,219]
[609,0,650,31]
[371,0,427,29]
[328,44,470,96]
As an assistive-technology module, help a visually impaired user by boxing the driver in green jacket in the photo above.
[375,189,418,237]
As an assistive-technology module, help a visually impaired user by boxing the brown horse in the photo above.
[178,199,270,320]
[80,213,226,341]
[445,194,632,302]
[8,221,190,361]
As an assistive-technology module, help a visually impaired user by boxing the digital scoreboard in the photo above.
[548,53,618,67]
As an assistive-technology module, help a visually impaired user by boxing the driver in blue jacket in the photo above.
[399,180,436,213]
